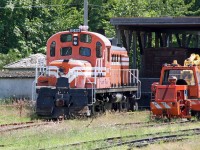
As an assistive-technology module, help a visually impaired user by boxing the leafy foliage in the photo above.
[0,0,199,68]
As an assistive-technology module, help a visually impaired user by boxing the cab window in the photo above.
[163,69,195,85]
[79,47,91,57]
[80,34,92,43]
[50,41,56,57]
[60,47,72,56]
[60,34,72,42]
[96,42,102,58]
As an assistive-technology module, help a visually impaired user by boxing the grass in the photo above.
[0,106,33,124]
[1,107,200,150]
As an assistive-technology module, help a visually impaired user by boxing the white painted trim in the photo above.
[152,102,162,109]
[121,62,129,66]
[111,62,129,66]
[111,62,121,65]
[121,57,129,61]
[161,102,171,109]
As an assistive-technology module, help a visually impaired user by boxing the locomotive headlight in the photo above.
[73,36,78,46]
[79,25,89,31]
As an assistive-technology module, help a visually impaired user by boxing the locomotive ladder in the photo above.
[32,58,47,100]
[129,69,141,100]
[110,69,141,100]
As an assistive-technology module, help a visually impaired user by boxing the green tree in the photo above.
[0,0,199,68]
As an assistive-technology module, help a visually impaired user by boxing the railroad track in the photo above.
[46,120,198,150]
[109,119,195,128]
[0,121,35,127]
[93,128,200,149]
[0,120,61,133]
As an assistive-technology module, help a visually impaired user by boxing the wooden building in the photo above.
[110,17,200,107]
[110,17,200,78]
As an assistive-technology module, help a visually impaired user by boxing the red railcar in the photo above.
[151,55,200,119]
[35,27,141,118]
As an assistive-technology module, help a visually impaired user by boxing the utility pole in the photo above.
[84,0,88,26]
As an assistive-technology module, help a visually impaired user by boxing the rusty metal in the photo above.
[0,121,61,133]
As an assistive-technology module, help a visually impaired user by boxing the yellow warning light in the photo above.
[173,60,178,65]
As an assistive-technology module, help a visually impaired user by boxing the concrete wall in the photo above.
[0,78,35,100]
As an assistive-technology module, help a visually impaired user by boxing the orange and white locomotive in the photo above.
[35,26,141,118]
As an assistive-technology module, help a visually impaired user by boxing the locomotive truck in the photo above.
[151,54,200,119]
[35,26,141,119]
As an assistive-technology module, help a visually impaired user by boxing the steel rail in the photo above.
[47,122,199,150]
[0,121,60,133]
[93,128,200,150]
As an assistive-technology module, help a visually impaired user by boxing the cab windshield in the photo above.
[162,69,195,85]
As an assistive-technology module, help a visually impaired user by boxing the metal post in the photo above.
[84,0,88,26]
[132,31,137,69]
[115,26,121,45]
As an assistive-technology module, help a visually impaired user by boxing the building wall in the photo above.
[0,78,35,100]
[0,77,160,106]
[139,78,159,109]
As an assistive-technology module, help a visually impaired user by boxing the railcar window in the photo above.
[79,47,91,57]
[60,34,72,42]
[60,47,72,56]
[96,42,102,58]
[80,34,92,43]
[50,41,56,57]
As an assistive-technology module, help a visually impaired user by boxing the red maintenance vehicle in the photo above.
[151,54,200,119]
[35,26,141,119]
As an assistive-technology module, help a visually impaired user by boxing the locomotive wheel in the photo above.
[128,98,138,111]
[91,102,105,116]
[127,98,133,111]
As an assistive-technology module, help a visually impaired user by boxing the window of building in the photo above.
[80,34,92,43]
[79,47,91,57]
[50,41,56,57]
[96,42,102,58]
[60,34,72,42]
[60,47,72,56]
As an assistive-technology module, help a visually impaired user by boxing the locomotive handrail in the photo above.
[35,58,46,84]
[85,77,96,105]
[129,69,141,99]
[35,59,141,100]
[110,69,141,99]
[73,69,96,105]
[46,66,59,78]
[66,66,106,84]
[32,80,36,100]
